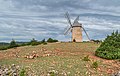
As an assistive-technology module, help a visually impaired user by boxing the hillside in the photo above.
[0,42,119,76]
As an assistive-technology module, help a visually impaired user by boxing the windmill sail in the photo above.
[64,12,73,35]
[65,12,73,27]
[73,16,79,24]
[82,27,90,41]
[64,27,72,35]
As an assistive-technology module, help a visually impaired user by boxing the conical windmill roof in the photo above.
[73,21,82,27]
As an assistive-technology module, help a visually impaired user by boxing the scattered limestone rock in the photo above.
[111,71,120,76]
[0,64,20,76]
[29,55,34,59]
[24,51,39,59]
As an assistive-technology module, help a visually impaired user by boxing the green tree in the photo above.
[47,38,53,42]
[9,39,18,48]
[41,39,45,43]
[47,38,58,43]
[30,38,39,46]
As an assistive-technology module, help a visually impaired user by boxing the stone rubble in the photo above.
[24,51,39,59]
[0,64,19,76]
[111,71,120,76]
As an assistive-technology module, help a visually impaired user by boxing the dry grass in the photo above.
[0,42,119,76]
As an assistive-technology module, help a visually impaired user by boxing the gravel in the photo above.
[0,64,20,76]
[111,71,120,76]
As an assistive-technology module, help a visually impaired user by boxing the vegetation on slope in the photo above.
[95,30,120,59]
[0,42,120,75]
[47,38,58,43]
[0,39,18,50]
[0,38,58,50]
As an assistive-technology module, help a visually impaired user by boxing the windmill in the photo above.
[64,12,90,42]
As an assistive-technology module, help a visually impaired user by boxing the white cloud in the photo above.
[0,0,14,10]
[0,0,120,42]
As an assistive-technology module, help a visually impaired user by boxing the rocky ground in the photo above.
[0,64,20,76]
[0,43,119,76]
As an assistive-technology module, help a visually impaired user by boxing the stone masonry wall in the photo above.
[72,27,82,42]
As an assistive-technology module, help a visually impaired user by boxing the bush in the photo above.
[47,38,58,43]
[31,42,40,46]
[43,42,47,45]
[30,38,40,46]
[92,61,98,69]
[48,70,58,76]
[90,39,102,44]
[20,69,26,76]
[49,71,56,76]
[95,30,120,59]
[0,47,8,50]
[20,43,29,46]
[29,38,48,46]
[41,39,46,43]
[82,55,90,61]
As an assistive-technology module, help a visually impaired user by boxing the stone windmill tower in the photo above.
[64,12,90,42]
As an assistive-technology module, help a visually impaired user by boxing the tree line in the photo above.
[0,38,58,50]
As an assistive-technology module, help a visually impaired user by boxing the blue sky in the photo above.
[0,0,120,42]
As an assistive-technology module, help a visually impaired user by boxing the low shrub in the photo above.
[47,38,58,43]
[29,38,42,46]
[92,61,98,69]
[43,42,47,45]
[20,43,29,46]
[95,30,120,59]
[0,47,8,50]
[41,39,46,43]
[31,42,40,46]
[20,69,26,76]
[82,55,90,61]
[48,70,58,76]
[49,71,56,76]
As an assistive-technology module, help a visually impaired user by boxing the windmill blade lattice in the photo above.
[73,15,80,24]
[64,26,72,35]
[82,27,90,41]
[65,12,73,27]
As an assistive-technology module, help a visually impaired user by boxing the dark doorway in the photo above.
[73,39,76,42]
